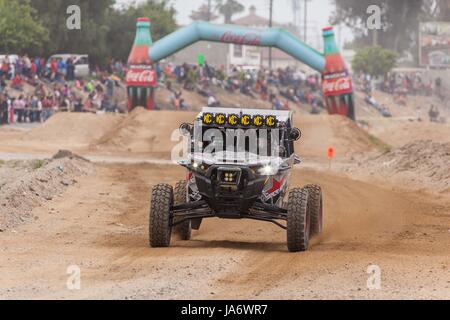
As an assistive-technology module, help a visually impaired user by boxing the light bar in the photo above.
[201,113,279,127]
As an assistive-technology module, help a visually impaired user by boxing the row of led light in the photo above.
[202,113,277,128]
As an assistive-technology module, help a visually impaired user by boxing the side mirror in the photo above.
[179,123,193,136]
[289,128,302,141]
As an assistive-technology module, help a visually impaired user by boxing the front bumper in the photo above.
[192,165,267,215]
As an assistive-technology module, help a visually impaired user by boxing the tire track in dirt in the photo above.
[211,171,450,299]
[84,164,450,299]
[0,163,448,299]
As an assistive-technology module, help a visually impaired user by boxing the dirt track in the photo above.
[0,110,449,299]
[0,163,448,299]
[0,110,382,161]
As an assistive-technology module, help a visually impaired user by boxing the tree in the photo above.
[423,0,450,19]
[216,0,245,23]
[1,0,177,66]
[331,0,423,55]
[24,0,114,65]
[352,46,397,77]
[190,2,218,21]
[0,0,48,54]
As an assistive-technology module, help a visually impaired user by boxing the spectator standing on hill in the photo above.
[51,94,60,113]
[170,91,181,110]
[0,94,8,124]
[50,59,58,81]
[74,98,83,112]
[7,95,12,122]
[185,66,199,91]
[429,105,440,122]
[271,94,282,110]
[435,77,443,100]
[31,60,37,76]
[416,106,422,122]
[8,97,14,124]
[0,57,9,79]
[106,76,114,98]
[11,74,23,91]
[15,95,26,123]
[85,81,94,93]
[0,75,6,94]
[23,55,32,77]
[180,98,188,110]
[58,58,67,77]
[15,58,23,76]
[67,57,75,81]
[30,95,40,123]
[207,94,219,108]
[101,96,114,112]
[40,58,46,77]
[41,96,52,122]
[34,57,41,75]
[8,60,15,80]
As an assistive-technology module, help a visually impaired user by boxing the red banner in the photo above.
[126,67,157,87]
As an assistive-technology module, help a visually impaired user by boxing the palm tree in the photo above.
[190,2,218,21]
[215,0,245,24]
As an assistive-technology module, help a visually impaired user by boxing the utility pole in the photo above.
[292,0,301,37]
[372,29,378,46]
[207,0,212,22]
[269,0,273,69]
[303,0,308,43]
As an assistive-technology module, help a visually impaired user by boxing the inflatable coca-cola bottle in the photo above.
[321,26,355,120]
[127,17,157,111]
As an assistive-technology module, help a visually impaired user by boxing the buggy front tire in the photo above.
[149,184,174,248]
[304,184,323,236]
[174,180,192,240]
[287,188,311,252]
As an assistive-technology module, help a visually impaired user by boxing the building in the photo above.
[230,6,303,69]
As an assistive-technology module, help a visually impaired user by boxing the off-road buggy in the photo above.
[149,107,323,252]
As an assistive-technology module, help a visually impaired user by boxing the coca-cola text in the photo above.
[126,69,157,87]
[322,75,352,96]
[220,31,262,46]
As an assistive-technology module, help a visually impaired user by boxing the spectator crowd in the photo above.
[1,53,333,128]
[0,55,127,126]
[159,62,324,112]
[357,71,446,121]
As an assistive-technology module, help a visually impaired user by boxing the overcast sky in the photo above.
[116,0,350,47]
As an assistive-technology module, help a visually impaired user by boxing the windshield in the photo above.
[196,127,283,158]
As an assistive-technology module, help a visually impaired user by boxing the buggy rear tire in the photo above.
[287,188,311,252]
[304,184,323,236]
[174,180,192,240]
[149,184,173,248]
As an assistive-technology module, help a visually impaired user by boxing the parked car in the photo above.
[0,55,19,65]
[47,54,90,78]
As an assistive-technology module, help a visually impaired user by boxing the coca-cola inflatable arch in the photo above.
[127,20,354,120]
